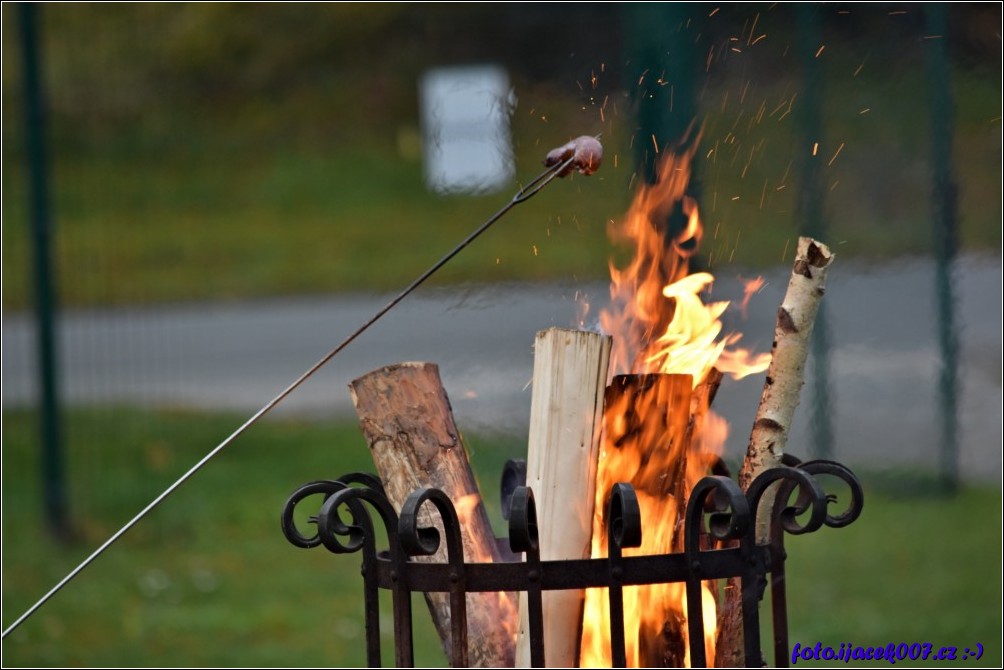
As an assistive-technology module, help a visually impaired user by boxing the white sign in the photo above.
[420,64,515,195]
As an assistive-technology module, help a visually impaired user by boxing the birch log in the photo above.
[715,236,835,668]
[515,328,611,668]
[350,362,517,668]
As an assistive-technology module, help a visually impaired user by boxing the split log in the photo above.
[580,373,694,668]
[349,362,517,668]
[515,328,611,668]
[715,237,835,667]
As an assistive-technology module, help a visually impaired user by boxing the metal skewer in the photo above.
[2,141,599,639]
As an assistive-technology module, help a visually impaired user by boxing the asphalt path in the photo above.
[3,253,1000,482]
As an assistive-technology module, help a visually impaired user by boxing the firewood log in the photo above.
[515,328,611,668]
[350,362,517,668]
[715,237,835,668]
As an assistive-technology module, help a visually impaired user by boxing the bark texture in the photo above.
[715,237,835,668]
[350,361,517,668]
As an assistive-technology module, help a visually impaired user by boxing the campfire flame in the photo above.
[580,144,770,668]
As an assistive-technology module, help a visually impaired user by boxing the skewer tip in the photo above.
[544,135,603,176]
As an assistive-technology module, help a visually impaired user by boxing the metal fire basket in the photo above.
[281,455,862,668]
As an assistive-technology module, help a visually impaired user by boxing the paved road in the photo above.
[3,253,1001,482]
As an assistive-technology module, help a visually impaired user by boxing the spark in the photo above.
[731,195,740,201]
[731,47,742,53]
[780,160,792,186]
[747,13,760,45]
[760,178,768,209]
[591,70,599,89]
[730,109,746,132]
[815,45,826,58]
[922,35,943,40]
[532,245,539,257]
[812,142,819,156]
[637,69,649,86]
[651,134,660,154]
[741,145,755,179]
[752,34,767,45]
[708,6,719,16]
[781,238,790,262]
[829,180,840,191]
[854,54,869,76]
[777,92,798,122]
[827,142,845,166]
[888,10,907,15]
[740,79,751,103]
[859,108,871,114]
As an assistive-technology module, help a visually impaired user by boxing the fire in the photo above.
[580,145,770,667]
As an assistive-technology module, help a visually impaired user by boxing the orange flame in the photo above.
[581,145,770,667]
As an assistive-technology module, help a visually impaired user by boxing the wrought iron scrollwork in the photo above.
[605,483,642,668]
[687,475,750,548]
[280,472,384,549]
[280,454,864,669]
[500,458,528,521]
[790,459,864,528]
[508,486,545,667]
[683,476,749,668]
[399,488,469,668]
[748,465,829,537]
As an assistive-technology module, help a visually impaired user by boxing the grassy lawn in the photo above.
[2,5,1000,311]
[2,409,1000,667]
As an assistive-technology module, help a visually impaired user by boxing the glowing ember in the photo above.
[581,144,770,667]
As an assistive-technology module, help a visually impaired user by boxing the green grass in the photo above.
[2,409,1001,667]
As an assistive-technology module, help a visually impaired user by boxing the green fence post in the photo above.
[624,3,700,252]
[795,4,834,460]
[924,4,959,493]
[625,4,698,182]
[18,3,71,537]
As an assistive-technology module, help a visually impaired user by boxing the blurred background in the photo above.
[2,3,1000,667]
